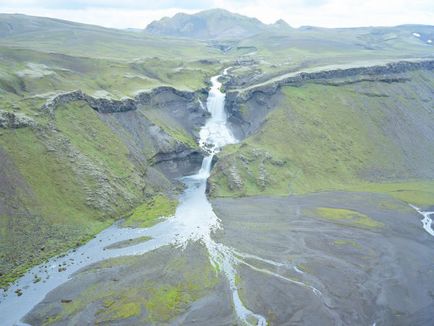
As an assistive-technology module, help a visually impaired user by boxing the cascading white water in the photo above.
[173,68,267,325]
[410,204,434,237]
[199,72,236,153]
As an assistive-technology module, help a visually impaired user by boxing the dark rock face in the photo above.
[225,89,284,140]
[42,89,136,114]
[0,110,34,128]
[137,86,209,139]
[232,60,434,102]
[38,86,209,180]
[42,87,205,116]
[153,149,204,179]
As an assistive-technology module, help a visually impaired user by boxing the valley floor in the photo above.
[20,191,434,325]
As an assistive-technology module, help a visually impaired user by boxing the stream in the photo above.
[410,205,434,237]
[0,69,324,326]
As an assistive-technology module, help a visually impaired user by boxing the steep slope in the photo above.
[145,9,269,40]
[210,62,434,206]
[0,84,209,288]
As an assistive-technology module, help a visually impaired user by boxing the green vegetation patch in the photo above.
[314,207,383,229]
[0,127,113,288]
[124,195,178,228]
[40,246,218,325]
[104,236,152,250]
[333,239,361,248]
[0,128,98,222]
[107,301,142,320]
[56,100,137,181]
[343,181,434,208]
[139,108,198,149]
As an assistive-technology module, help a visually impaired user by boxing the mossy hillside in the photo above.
[0,127,111,288]
[0,100,174,288]
[210,75,434,206]
[55,100,143,198]
[0,128,103,225]
[0,46,221,114]
[124,195,178,228]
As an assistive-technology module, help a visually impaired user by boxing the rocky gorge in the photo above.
[1,10,434,325]
[0,84,210,289]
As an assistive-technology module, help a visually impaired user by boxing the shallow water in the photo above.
[0,69,265,325]
[410,205,434,237]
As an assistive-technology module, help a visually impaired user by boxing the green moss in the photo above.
[0,99,153,288]
[333,239,361,248]
[296,264,309,273]
[0,128,97,222]
[145,285,187,320]
[42,247,219,324]
[343,181,434,208]
[124,195,177,228]
[0,127,115,288]
[164,126,198,149]
[314,207,383,229]
[55,101,137,181]
[104,236,152,250]
[111,302,141,319]
[143,261,218,322]
[139,108,198,149]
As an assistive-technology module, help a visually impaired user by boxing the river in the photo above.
[0,69,271,326]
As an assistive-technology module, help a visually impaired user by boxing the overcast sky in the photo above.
[0,0,433,29]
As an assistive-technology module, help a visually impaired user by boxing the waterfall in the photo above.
[0,69,269,326]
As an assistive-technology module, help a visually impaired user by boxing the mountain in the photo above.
[271,19,292,29]
[145,8,274,40]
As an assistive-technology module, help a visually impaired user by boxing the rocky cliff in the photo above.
[209,62,434,199]
[225,60,434,138]
[0,85,208,287]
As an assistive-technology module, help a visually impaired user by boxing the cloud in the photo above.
[0,0,211,10]
[0,7,198,28]
[0,0,433,28]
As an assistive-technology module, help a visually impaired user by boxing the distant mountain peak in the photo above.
[145,8,269,40]
[273,19,291,28]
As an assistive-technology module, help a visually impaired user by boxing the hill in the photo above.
[145,8,272,40]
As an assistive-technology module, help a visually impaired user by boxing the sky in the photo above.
[0,0,433,29]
